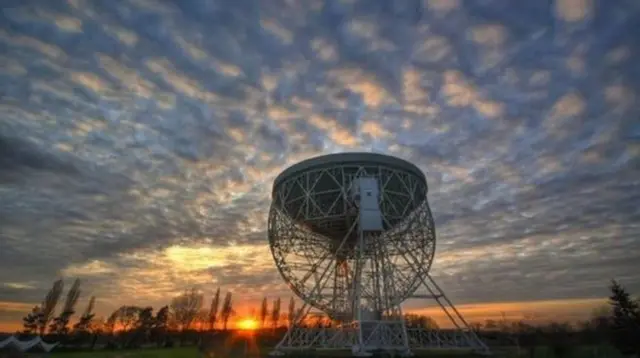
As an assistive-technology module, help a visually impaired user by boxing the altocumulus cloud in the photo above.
[0,0,639,321]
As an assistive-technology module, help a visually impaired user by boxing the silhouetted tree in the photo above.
[404,314,438,329]
[194,309,209,331]
[22,305,41,335]
[73,296,96,333]
[259,297,269,329]
[220,292,234,331]
[270,298,281,329]
[497,312,521,352]
[38,279,64,336]
[170,288,204,331]
[469,322,482,333]
[105,305,141,348]
[208,288,220,331]
[126,306,154,347]
[287,297,296,328]
[516,322,542,358]
[113,305,142,333]
[151,305,169,347]
[578,306,611,357]
[544,322,574,358]
[136,307,154,329]
[86,316,105,349]
[609,280,640,356]
[312,313,323,328]
[483,319,499,331]
[105,311,117,336]
[72,296,96,346]
[50,278,81,337]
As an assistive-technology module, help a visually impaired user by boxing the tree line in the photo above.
[14,279,640,356]
[19,281,237,349]
[466,280,640,357]
[16,278,438,350]
[22,278,87,338]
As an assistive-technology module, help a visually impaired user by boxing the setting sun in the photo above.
[237,318,259,331]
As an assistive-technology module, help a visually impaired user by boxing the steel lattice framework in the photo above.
[267,153,489,356]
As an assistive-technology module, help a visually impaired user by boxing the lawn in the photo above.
[46,347,200,357]
[42,347,476,358]
[45,348,480,358]
[38,344,623,358]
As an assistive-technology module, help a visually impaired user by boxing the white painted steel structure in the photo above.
[267,153,489,356]
[0,336,59,352]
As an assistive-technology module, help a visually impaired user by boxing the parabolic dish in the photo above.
[268,152,436,318]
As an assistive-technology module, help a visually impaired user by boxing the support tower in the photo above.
[267,153,489,356]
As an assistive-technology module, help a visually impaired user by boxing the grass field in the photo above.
[45,348,478,358]
[46,347,198,357]
[36,344,623,358]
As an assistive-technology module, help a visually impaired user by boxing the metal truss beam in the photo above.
[268,163,490,356]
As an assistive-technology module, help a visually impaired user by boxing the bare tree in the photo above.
[112,306,142,333]
[51,278,82,336]
[220,292,234,331]
[208,287,220,331]
[106,306,142,348]
[194,309,209,331]
[271,298,281,330]
[259,297,269,329]
[170,288,204,331]
[287,297,296,328]
[38,279,64,336]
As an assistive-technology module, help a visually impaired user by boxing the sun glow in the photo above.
[237,318,259,331]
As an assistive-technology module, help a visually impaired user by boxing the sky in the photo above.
[1,0,639,332]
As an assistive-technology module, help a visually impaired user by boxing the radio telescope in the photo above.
[268,153,489,356]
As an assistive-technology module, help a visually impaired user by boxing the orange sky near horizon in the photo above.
[0,297,607,334]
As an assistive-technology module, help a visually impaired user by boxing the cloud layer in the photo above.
[1,0,639,323]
